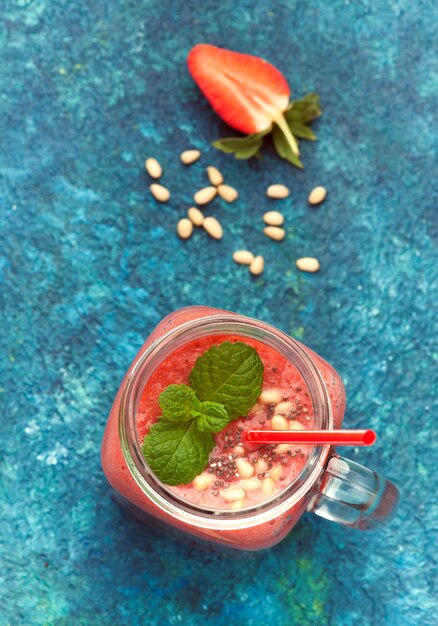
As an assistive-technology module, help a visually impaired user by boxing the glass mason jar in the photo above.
[101,306,399,551]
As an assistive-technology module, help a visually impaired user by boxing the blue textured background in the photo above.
[1,1,437,624]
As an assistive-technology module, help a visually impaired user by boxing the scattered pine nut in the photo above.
[249,255,264,276]
[194,186,217,205]
[260,388,282,404]
[193,473,214,490]
[236,458,255,479]
[289,420,305,430]
[145,157,162,179]
[150,183,170,203]
[266,184,289,199]
[177,218,193,240]
[263,210,284,226]
[207,166,224,186]
[220,486,246,502]
[218,184,239,203]
[233,250,254,265]
[264,226,286,241]
[276,443,291,454]
[234,445,245,455]
[270,414,289,430]
[187,206,204,226]
[308,186,327,205]
[180,149,201,165]
[276,401,294,414]
[262,477,276,497]
[203,216,223,240]
[296,257,320,273]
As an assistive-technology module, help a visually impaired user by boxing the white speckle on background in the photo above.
[37,442,69,465]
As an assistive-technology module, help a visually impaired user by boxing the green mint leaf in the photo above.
[196,401,230,433]
[288,122,317,141]
[272,125,304,169]
[143,418,214,485]
[159,384,200,422]
[190,341,264,419]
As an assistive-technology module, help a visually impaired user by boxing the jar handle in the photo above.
[308,454,399,529]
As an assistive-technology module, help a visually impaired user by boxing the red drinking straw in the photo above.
[244,429,377,447]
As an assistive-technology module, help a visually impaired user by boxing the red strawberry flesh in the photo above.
[188,44,291,135]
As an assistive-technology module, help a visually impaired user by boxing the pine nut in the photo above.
[193,473,214,490]
[218,184,239,203]
[177,218,193,240]
[194,186,217,205]
[289,420,305,430]
[203,216,223,240]
[187,206,204,226]
[260,388,282,404]
[276,401,294,414]
[145,157,162,179]
[241,477,261,492]
[230,499,245,510]
[233,250,254,265]
[150,183,170,203]
[180,149,201,165]
[263,210,284,226]
[296,257,320,273]
[276,444,291,453]
[270,465,283,480]
[255,459,268,473]
[220,486,246,502]
[271,414,289,430]
[236,458,255,479]
[266,184,289,199]
[262,477,276,496]
[207,166,224,186]
[264,226,285,241]
[308,186,327,205]
[234,445,245,455]
[249,255,264,276]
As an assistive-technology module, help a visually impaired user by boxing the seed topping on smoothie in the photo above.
[143,341,264,486]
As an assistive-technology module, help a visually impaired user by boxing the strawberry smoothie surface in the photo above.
[138,332,344,512]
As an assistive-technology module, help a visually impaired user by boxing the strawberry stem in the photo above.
[273,113,300,156]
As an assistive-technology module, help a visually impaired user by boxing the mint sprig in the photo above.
[142,342,264,485]
[212,93,322,169]
[190,341,264,419]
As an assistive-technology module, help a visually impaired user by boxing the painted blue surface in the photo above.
[1,1,437,624]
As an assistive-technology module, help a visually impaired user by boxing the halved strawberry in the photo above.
[187,44,297,154]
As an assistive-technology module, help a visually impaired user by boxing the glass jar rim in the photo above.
[119,313,333,530]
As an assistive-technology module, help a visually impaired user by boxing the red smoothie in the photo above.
[101,306,347,549]
[138,334,317,511]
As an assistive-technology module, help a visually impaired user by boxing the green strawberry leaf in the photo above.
[143,418,213,485]
[301,92,320,104]
[190,341,264,419]
[285,94,322,126]
[196,401,230,433]
[159,384,201,421]
[212,129,269,160]
[272,125,304,169]
[288,122,317,141]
